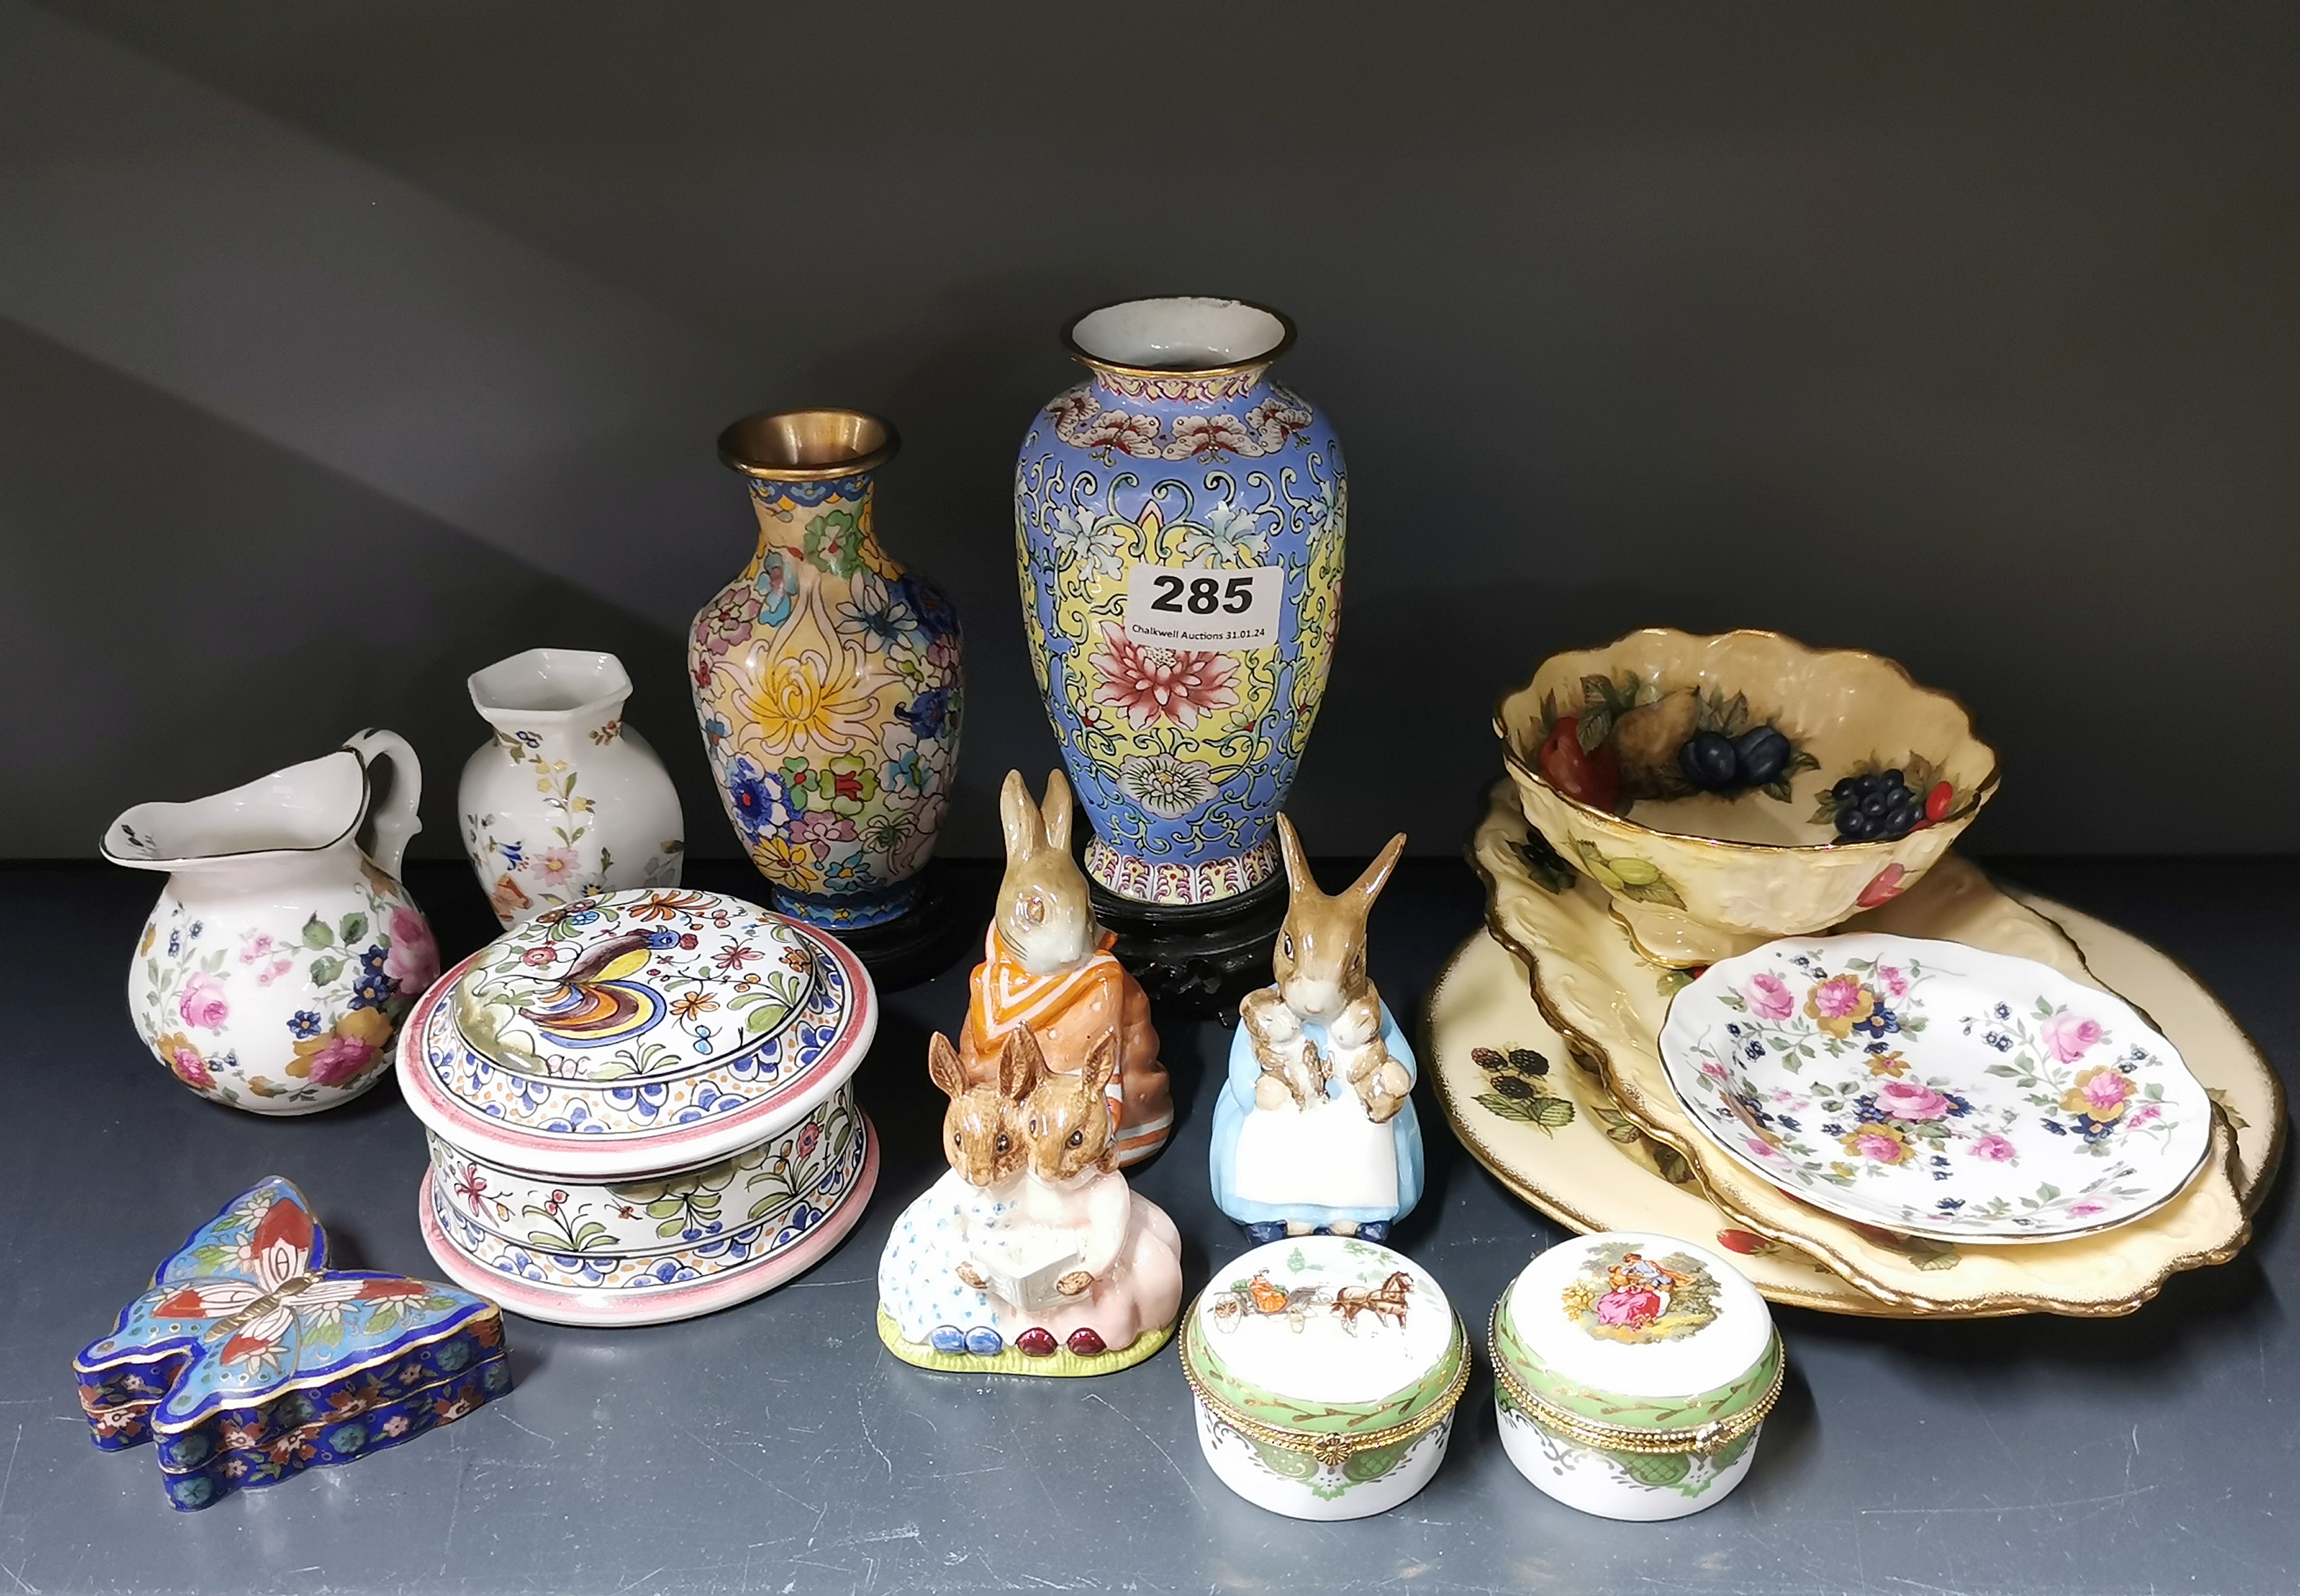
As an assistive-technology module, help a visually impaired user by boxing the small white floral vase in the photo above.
[103,731,443,1114]
[458,649,685,927]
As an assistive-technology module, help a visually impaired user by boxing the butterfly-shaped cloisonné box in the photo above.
[74,1177,511,1510]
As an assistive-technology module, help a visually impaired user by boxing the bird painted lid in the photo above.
[395,888,876,1178]
[1178,1236,1468,1466]
[1491,1231,1781,1455]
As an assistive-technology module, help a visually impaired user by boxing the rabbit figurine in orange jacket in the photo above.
[958,770,1171,1166]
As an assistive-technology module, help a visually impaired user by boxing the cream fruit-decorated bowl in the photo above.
[1496,628,1999,965]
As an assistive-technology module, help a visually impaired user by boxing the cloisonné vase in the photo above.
[691,409,962,932]
[1013,298,1345,919]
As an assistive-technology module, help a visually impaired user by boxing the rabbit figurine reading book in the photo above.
[1209,816,1424,1243]
[876,1024,1182,1375]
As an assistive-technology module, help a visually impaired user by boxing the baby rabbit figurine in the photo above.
[959,770,1171,1166]
[876,1029,1035,1360]
[876,1024,1181,1373]
[1209,815,1424,1244]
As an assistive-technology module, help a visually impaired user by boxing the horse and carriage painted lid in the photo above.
[1177,1235,1468,1518]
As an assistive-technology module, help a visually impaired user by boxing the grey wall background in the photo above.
[1,1,2293,865]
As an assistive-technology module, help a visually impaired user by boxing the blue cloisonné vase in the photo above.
[693,409,963,930]
[1013,298,1344,908]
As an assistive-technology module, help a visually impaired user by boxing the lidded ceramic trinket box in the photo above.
[396,887,880,1326]
[75,1177,510,1510]
[1491,1231,1780,1520]
[1179,1235,1467,1520]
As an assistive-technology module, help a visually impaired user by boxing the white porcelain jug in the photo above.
[102,729,441,1115]
[457,648,684,925]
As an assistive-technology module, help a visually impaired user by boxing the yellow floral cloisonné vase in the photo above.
[690,410,962,935]
[1013,298,1344,1000]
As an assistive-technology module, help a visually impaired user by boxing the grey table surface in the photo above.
[0,853,2292,1596]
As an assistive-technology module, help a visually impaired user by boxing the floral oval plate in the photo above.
[1659,934,2213,1243]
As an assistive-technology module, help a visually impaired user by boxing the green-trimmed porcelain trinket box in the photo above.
[1491,1230,1781,1520]
[1179,1235,1467,1520]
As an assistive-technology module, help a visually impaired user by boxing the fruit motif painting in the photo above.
[1818,759,1957,843]
[1528,671,1979,839]
[1533,674,1818,814]
[1467,1046,1576,1136]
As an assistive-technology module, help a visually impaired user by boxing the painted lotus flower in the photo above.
[177,971,231,1032]
[2040,1011,2106,1064]
[1743,972,1794,1021]
[1804,976,1876,1038]
[2062,1065,2136,1125]
[1842,1124,1912,1164]
[1088,624,1239,731]
[1874,1079,1954,1121]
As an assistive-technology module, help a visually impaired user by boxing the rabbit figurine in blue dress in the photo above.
[1210,817,1422,1243]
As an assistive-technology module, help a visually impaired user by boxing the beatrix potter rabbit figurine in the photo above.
[878,1030,1034,1360]
[1209,816,1423,1242]
[1011,1031,1183,1354]
[959,770,1170,1165]
[877,1025,1182,1374]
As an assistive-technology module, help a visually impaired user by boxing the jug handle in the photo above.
[342,728,424,879]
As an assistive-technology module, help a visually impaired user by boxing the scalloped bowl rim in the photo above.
[1494,628,2002,856]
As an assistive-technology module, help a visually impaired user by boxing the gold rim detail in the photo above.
[1486,1304,1784,1456]
[1177,1317,1470,1470]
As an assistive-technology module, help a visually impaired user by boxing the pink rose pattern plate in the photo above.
[1658,934,2213,1242]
